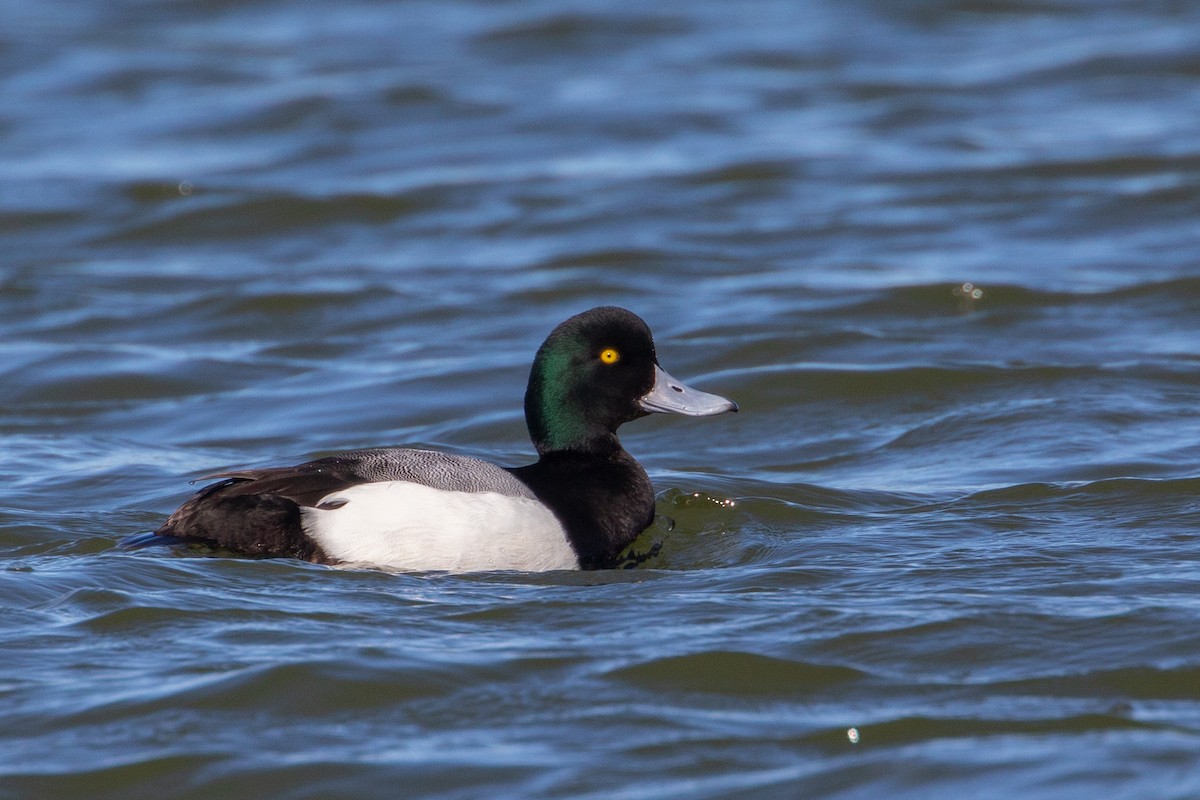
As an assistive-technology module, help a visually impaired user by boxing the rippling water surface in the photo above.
[3,1,1200,798]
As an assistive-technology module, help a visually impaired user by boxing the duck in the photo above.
[124,306,737,571]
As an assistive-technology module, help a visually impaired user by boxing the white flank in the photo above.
[300,481,579,572]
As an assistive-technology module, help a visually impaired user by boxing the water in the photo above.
[3,0,1200,797]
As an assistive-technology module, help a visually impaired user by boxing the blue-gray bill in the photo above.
[637,364,738,416]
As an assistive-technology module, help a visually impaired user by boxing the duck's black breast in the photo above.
[509,445,656,569]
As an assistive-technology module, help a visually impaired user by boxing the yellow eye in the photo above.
[599,348,620,365]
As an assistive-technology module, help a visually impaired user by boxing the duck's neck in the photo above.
[525,402,617,456]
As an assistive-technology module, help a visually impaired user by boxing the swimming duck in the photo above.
[127,306,737,571]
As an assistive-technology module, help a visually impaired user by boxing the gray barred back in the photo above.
[329,448,537,498]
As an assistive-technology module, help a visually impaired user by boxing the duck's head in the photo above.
[524,306,737,455]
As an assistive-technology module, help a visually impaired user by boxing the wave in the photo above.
[100,190,436,245]
[955,476,1200,507]
[607,650,866,694]
[472,12,691,58]
[802,711,1165,751]
[995,664,1200,701]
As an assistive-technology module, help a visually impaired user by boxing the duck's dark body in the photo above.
[155,479,318,560]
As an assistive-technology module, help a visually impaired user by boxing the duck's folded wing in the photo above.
[208,447,537,507]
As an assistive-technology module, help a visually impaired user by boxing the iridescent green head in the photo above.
[523,307,737,455]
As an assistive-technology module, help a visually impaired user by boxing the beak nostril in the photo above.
[671,385,684,393]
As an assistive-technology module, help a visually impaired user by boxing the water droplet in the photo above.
[847,727,860,744]
[952,281,984,312]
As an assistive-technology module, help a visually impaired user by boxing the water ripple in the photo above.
[4,0,1200,797]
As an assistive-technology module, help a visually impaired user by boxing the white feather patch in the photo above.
[300,481,579,572]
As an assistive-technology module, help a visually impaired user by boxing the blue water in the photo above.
[3,1,1200,797]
